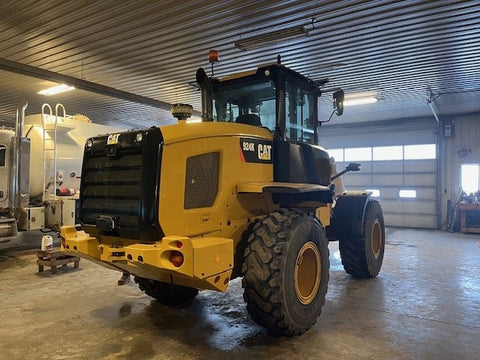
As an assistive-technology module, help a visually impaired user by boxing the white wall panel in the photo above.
[319,119,437,148]
[374,174,407,186]
[404,160,437,172]
[403,174,436,186]
[378,188,401,198]
[381,200,435,214]
[412,188,437,200]
[386,214,436,228]
[371,161,404,172]
[323,118,438,228]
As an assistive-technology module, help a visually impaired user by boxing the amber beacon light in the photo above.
[209,49,219,63]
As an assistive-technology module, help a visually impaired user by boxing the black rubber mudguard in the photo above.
[327,192,371,240]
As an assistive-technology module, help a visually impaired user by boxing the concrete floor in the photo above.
[0,228,479,360]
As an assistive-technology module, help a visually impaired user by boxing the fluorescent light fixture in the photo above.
[343,97,378,106]
[343,91,379,106]
[235,26,309,51]
[37,84,75,96]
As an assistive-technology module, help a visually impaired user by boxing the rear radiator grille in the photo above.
[79,128,163,240]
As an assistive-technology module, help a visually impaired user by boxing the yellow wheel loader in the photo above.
[61,59,385,336]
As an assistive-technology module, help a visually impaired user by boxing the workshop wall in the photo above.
[441,112,480,227]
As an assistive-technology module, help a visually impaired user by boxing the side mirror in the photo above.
[333,90,344,116]
[346,162,361,172]
[330,162,362,182]
[319,89,345,125]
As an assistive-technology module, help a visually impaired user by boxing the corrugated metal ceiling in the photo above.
[0,0,478,129]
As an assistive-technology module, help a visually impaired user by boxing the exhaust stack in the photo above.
[10,101,30,209]
[196,68,213,122]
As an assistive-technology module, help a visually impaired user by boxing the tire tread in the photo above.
[242,208,329,336]
[339,200,384,278]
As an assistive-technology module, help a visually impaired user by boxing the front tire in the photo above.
[242,209,330,336]
[134,277,199,306]
[339,200,385,278]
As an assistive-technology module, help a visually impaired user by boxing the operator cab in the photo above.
[196,61,344,187]
[198,63,323,145]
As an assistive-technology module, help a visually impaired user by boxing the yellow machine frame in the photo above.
[61,121,331,292]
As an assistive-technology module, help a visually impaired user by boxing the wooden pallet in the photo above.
[36,249,80,274]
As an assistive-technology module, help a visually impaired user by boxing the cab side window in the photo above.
[285,82,315,143]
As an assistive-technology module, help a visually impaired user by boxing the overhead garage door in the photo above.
[318,119,439,229]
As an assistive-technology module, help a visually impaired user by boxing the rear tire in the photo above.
[134,277,199,306]
[339,200,385,278]
[242,209,329,336]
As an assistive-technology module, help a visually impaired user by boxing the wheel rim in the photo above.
[371,219,383,258]
[294,241,321,305]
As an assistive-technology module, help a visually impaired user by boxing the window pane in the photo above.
[327,148,344,162]
[259,99,276,131]
[345,147,372,161]
[0,145,5,167]
[373,146,403,161]
[461,164,479,194]
[212,78,276,131]
[404,144,436,160]
[285,81,316,143]
[399,189,417,198]
[366,189,380,197]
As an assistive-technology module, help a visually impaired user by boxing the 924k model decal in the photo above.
[240,138,273,164]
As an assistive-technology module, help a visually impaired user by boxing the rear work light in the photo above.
[170,251,184,267]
